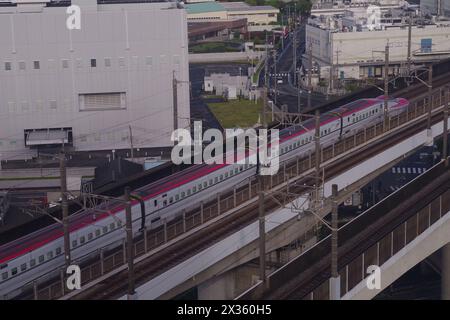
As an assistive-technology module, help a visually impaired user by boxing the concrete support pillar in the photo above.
[442,243,450,300]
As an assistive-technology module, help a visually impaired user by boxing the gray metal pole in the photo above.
[172,70,178,134]
[308,42,313,110]
[60,152,71,267]
[444,88,449,166]
[125,186,135,298]
[331,184,338,278]
[428,64,433,130]
[258,175,266,289]
[384,44,390,131]
[315,109,321,207]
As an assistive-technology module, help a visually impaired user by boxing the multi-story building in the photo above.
[305,8,450,82]
[0,0,190,161]
[186,1,279,26]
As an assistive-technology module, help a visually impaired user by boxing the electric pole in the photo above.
[330,183,339,300]
[384,44,390,131]
[273,50,278,106]
[314,109,321,207]
[297,70,302,114]
[60,152,71,268]
[258,175,266,289]
[293,21,297,86]
[172,70,178,134]
[308,42,313,110]
[125,186,136,299]
[443,87,449,166]
[427,64,433,130]
[128,125,134,161]
[407,12,412,76]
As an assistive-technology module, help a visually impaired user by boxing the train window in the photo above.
[117,220,122,227]
[163,200,167,206]
[20,264,27,272]
[72,240,77,248]
[95,229,101,237]
[47,252,53,259]
[204,181,208,188]
[209,179,213,185]
[56,247,62,255]
[103,226,108,234]
[198,184,202,190]
[39,255,44,263]
[181,192,185,198]
[30,259,36,267]
[229,170,233,176]
[348,117,350,122]
[187,190,191,196]
[225,172,228,178]
[220,175,223,181]
[169,197,173,203]
[235,168,238,174]
[88,233,93,241]
[0,264,7,270]
[154,200,157,207]
[214,177,218,183]
[175,194,179,201]
[80,236,86,244]
[193,186,197,193]
[2,272,7,280]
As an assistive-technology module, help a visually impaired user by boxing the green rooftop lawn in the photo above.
[207,99,262,128]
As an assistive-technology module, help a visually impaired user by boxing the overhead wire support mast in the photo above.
[308,42,313,110]
[59,151,71,268]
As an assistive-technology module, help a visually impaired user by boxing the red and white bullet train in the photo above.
[0,96,408,299]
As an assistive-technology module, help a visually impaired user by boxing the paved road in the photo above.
[261,24,328,113]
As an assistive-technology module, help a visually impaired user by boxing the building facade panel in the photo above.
[0,2,189,160]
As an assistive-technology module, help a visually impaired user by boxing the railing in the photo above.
[14,86,449,300]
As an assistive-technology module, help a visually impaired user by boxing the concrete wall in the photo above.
[0,1,190,160]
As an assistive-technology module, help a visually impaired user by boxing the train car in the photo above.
[0,96,408,299]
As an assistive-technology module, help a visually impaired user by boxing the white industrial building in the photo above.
[0,0,190,161]
[305,6,450,82]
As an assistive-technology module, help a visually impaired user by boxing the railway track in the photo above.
[66,86,449,300]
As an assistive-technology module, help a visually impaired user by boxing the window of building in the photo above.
[79,93,126,111]
[19,61,26,70]
[146,56,153,66]
[62,59,69,69]
[104,58,111,67]
[4,62,11,71]
[50,100,57,110]
[90,59,97,67]
[33,61,40,70]
[118,57,125,67]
